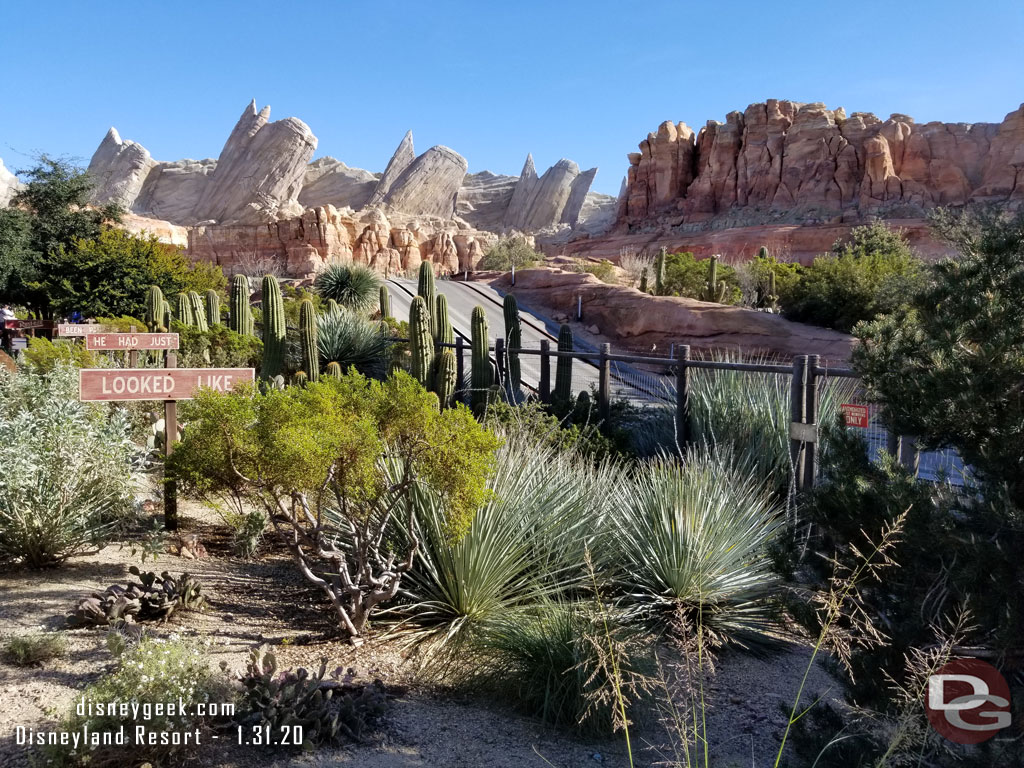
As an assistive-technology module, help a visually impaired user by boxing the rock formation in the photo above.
[85,103,605,239]
[0,158,21,207]
[380,144,467,219]
[619,100,1024,231]
[492,267,854,361]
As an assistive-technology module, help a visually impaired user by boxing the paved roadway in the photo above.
[386,278,605,398]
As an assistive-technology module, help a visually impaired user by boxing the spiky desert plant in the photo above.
[145,286,165,332]
[417,262,437,339]
[434,350,457,408]
[378,285,391,319]
[324,298,341,319]
[393,433,623,655]
[435,294,454,345]
[655,248,667,296]
[756,245,769,260]
[326,361,342,379]
[229,274,254,336]
[700,254,728,303]
[260,275,286,379]
[317,309,391,380]
[314,262,381,314]
[175,293,192,326]
[762,269,780,312]
[205,290,220,326]
[608,448,784,641]
[503,294,522,400]
[638,268,649,294]
[187,291,208,332]
[409,296,434,390]
[161,300,171,333]
[470,305,491,414]
[554,324,573,403]
[293,371,308,387]
[299,298,320,382]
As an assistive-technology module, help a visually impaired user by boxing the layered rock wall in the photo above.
[620,100,1024,231]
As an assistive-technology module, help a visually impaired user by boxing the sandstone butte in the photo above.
[565,98,1024,264]
[492,268,855,362]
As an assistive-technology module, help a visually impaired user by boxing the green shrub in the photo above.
[477,235,541,271]
[606,449,784,643]
[571,258,618,283]
[314,262,381,314]
[786,222,925,332]
[659,251,742,304]
[44,635,232,767]
[173,322,262,369]
[92,315,149,332]
[2,632,68,665]
[737,252,802,309]
[0,365,134,567]
[21,337,102,373]
[465,600,653,736]
[317,310,392,379]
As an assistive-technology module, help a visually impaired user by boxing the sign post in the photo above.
[840,403,870,429]
[77,330,253,531]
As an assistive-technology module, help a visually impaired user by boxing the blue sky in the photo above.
[1,1,1021,196]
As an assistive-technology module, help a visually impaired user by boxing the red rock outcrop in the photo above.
[619,100,1023,230]
[492,268,854,362]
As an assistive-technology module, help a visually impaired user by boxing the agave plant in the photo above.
[317,309,392,380]
[389,432,624,656]
[606,448,784,643]
[314,262,381,315]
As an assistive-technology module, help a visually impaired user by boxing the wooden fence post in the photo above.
[539,339,550,403]
[789,355,808,491]
[598,343,611,420]
[675,345,691,453]
[128,325,139,368]
[803,354,820,489]
[163,350,178,531]
[455,336,464,399]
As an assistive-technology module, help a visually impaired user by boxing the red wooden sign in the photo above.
[79,368,254,402]
[4,319,54,330]
[57,323,112,337]
[85,333,179,351]
[840,403,870,428]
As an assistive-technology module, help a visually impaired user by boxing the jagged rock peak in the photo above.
[381,145,468,219]
[370,129,415,205]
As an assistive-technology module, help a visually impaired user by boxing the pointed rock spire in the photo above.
[370,130,415,205]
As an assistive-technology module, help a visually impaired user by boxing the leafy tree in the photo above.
[854,208,1024,504]
[786,222,924,332]
[170,370,500,637]
[478,235,542,271]
[0,157,121,314]
[36,228,225,318]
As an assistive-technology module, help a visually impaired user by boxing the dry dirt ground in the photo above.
[0,501,842,768]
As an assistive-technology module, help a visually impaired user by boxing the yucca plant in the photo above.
[606,449,784,644]
[391,432,623,657]
[317,309,392,379]
[314,262,382,315]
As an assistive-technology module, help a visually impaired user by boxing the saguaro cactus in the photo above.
[325,298,341,319]
[554,324,573,403]
[161,300,171,332]
[655,248,667,296]
[470,305,491,414]
[326,361,342,379]
[175,293,192,326]
[229,275,253,336]
[205,290,221,326]
[700,255,728,303]
[638,267,649,294]
[261,275,286,380]
[417,262,437,339]
[503,294,522,399]
[435,294,454,345]
[145,286,165,331]
[761,269,779,312]
[299,298,319,382]
[293,371,308,387]
[187,291,209,332]
[756,245,769,260]
[434,349,457,408]
[409,296,434,390]
[378,285,391,319]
